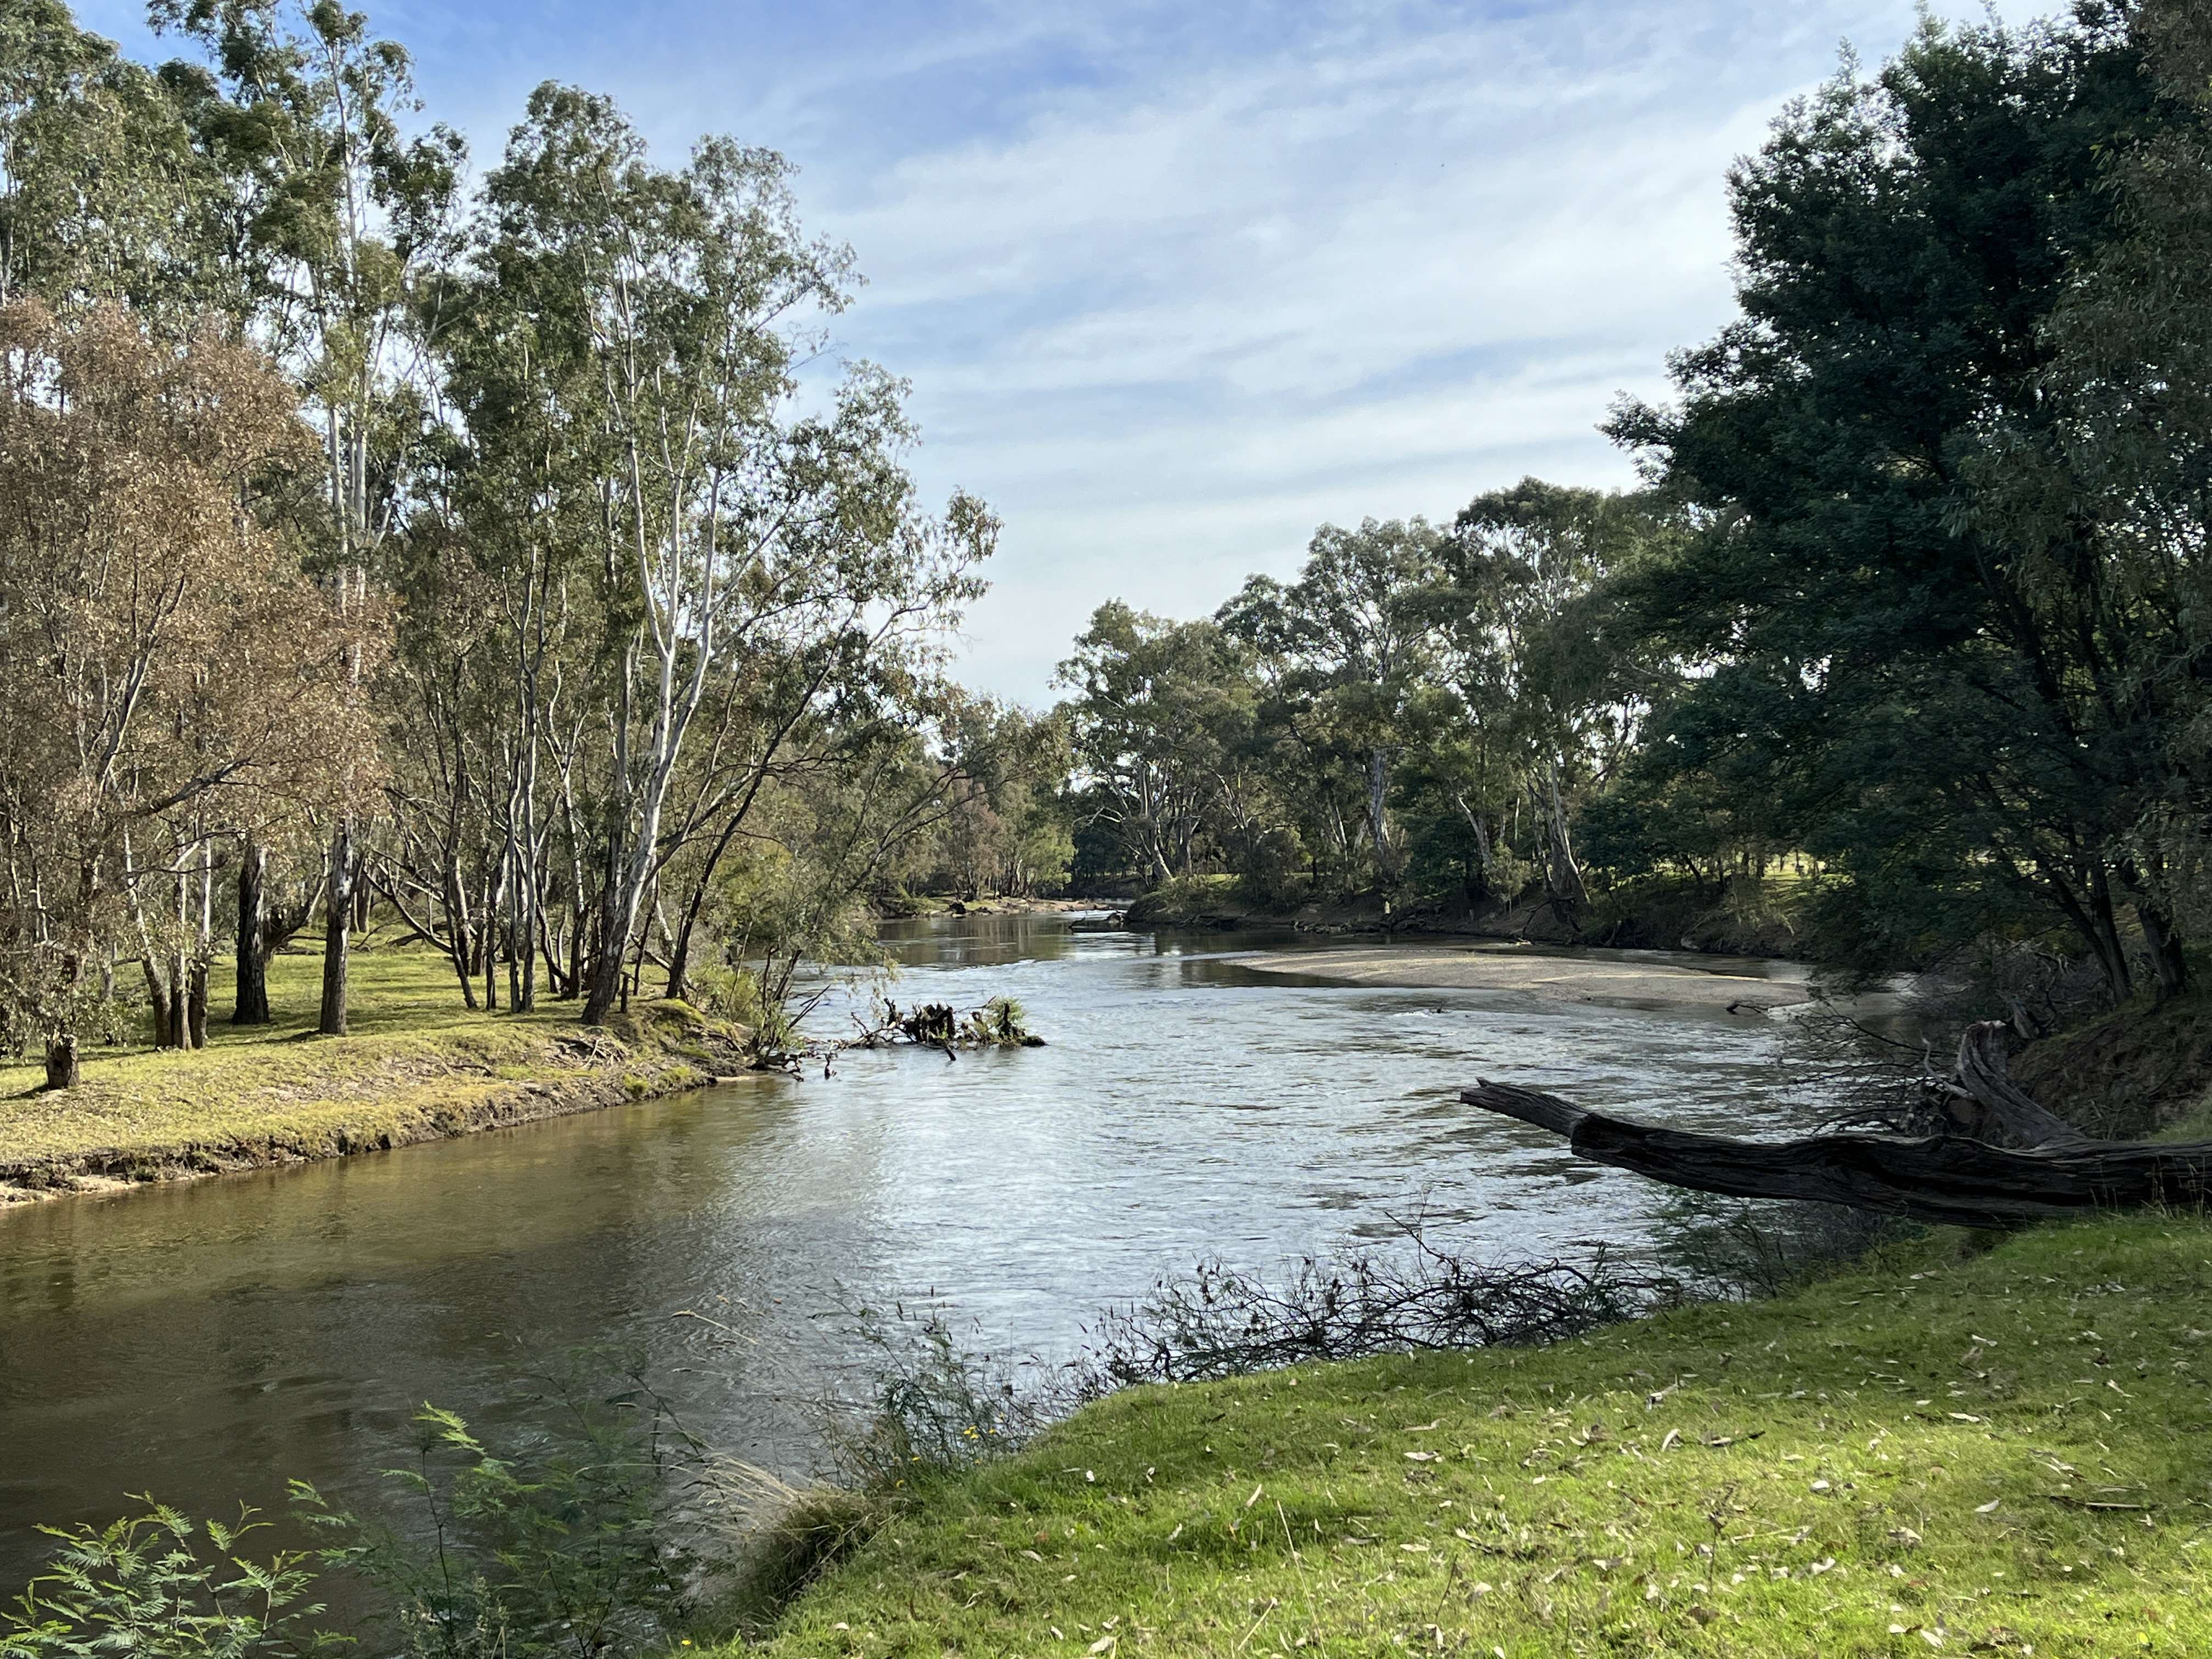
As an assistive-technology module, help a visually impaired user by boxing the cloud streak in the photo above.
[76,0,2056,698]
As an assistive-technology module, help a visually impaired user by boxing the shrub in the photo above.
[1,1504,335,1659]
[811,1303,1045,1492]
[294,1365,729,1659]
[1064,1226,1671,1397]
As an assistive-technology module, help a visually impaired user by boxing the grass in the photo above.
[736,1215,2212,1656]
[0,943,720,1192]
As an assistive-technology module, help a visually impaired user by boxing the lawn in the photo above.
[0,944,710,1193]
[741,1214,2212,1656]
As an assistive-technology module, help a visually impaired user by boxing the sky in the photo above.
[82,0,2053,704]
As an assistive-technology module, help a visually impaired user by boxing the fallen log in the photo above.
[1459,1077,2212,1228]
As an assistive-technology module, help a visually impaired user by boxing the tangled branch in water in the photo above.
[845,996,1044,1055]
[1059,1223,1678,1401]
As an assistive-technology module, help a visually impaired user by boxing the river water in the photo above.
[0,914,1829,1589]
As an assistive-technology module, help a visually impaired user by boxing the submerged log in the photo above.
[1460,1066,2212,1229]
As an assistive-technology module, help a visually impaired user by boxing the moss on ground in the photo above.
[0,946,731,1197]
[736,1215,2212,1656]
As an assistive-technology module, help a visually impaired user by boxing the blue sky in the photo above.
[84,0,2049,703]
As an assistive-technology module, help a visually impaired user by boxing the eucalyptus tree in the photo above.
[921,701,1072,901]
[152,0,465,1031]
[0,0,222,317]
[1217,519,1454,891]
[1056,602,1257,882]
[0,302,369,1085]
[1436,482,1668,917]
[426,86,991,1025]
[709,692,1041,1030]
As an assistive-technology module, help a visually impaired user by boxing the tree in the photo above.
[0,301,368,1084]
[1218,519,1453,892]
[426,86,991,1024]
[1607,7,2185,1001]
[154,0,466,1034]
[925,702,1072,899]
[1436,482,1674,921]
[0,0,223,319]
[1960,0,2212,970]
[1056,603,1256,883]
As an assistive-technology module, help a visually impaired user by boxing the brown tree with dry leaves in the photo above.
[0,300,378,1086]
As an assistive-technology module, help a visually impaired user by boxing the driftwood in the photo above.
[1462,1022,2212,1228]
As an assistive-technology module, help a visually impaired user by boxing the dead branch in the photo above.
[1460,1072,2212,1228]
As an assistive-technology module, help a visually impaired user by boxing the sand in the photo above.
[1238,944,1809,1015]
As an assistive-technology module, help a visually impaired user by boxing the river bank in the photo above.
[0,947,740,1204]
[1242,941,1809,1016]
[1124,870,1816,956]
[731,1211,2212,1654]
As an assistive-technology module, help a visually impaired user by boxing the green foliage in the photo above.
[1,1504,334,1659]
[0,0,223,319]
[813,1304,1042,1494]
[294,1378,719,1659]
[1605,7,2204,1000]
[923,704,1075,899]
[1056,603,1258,885]
[687,963,798,1056]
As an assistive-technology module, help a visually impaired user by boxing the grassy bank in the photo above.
[740,1215,2212,1655]
[0,946,735,1201]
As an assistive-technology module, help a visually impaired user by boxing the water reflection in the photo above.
[0,913,1831,1587]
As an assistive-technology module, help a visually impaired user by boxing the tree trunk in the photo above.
[319,823,352,1036]
[234,838,272,1024]
[1452,791,1496,906]
[2050,862,2132,1007]
[1458,1024,2211,1228]
[1541,755,1585,915]
[43,1035,78,1091]
[187,955,209,1049]
[142,957,176,1048]
[2138,900,2189,1004]
[583,850,625,1025]
[1365,747,1400,878]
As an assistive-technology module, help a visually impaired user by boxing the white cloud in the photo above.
[72,0,2060,701]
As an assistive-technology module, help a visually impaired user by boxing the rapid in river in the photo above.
[0,913,1835,1587]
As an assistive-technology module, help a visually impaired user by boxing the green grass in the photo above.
[0,944,714,1192]
[738,1216,2212,1656]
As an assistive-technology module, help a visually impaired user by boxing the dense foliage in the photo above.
[0,0,1042,1075]
[4,0,2207,1070]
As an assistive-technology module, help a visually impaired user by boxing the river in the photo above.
[0,913,1832,1589]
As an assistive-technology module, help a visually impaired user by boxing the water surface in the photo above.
[0,915,1830,1587]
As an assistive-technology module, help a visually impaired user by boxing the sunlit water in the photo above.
[0,915,1833,1587]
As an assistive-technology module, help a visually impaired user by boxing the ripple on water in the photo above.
[0,913,1844,1588]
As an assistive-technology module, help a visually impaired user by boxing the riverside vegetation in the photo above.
[5,0,2212,1655]
[9,1208,2210,1655]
